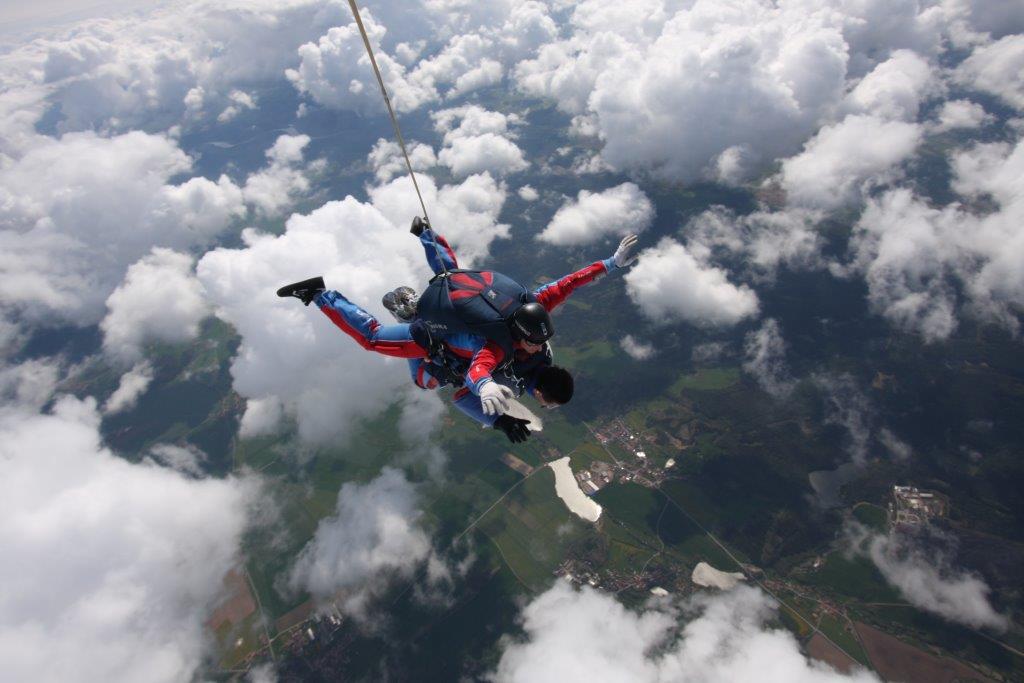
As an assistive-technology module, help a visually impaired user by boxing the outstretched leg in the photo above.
[315,290,426,359]
[419,227,459,275]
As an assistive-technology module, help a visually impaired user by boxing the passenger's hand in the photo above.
[613,234,639,268]
[494,415,531,443]
[480,382,514,416]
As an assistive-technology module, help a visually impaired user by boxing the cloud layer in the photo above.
[848,524,1008,631]
[493,582,878,682]
[0,396,255,683]
[288,467,436,616]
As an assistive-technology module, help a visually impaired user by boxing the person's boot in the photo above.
[410,216,429,236]
[276,276,325,306]
[381,286,418,322]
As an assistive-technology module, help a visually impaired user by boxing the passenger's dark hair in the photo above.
[536,365,574,404]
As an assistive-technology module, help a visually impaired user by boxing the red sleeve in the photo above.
[467,341,506,389]
[533,261,609,312]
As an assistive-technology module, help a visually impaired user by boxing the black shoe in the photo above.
[277,276,325,306]
[410,216,429,236]
[382,286,418,322]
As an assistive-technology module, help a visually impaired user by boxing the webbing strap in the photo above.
[347,2,448,274]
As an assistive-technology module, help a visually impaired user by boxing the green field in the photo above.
[804,552,901,603]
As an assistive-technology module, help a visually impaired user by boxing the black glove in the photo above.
[494,415,531,443]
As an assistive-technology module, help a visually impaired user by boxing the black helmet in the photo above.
[510,302,554,343]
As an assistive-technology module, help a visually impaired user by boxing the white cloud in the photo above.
[620,334,655,361]
[517,184,539,202]
[101,249,210,362]
[779,115,922,210]
[368,171,510,266]
[0,358,60,410]
[930,99,992,133]
[848,190,962,341]
[288,467,435,616]
[2,0,352,134]
[848,135,1024,341]
[0,395,255,683]
[848,523,1008,631]
[368,137,437,183]
[843,50,935,122]
[625,238,759,328]
[687,207,824,282]
[816,374,873,466]
[492,582,878,682]
[878,428,912,461]
[146,443,207,477]
[956,35,1024,110]
[242,134,314,218]
[743,319,793,399]
[216,89,256,123]
[0,131,243,326]
[286,9,437,115]
[239,396,284,439]
[538,183,653,246]
[433,105,528,179]
[103,360,154,415]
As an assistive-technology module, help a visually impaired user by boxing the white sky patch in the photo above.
[625,238,759,328]
[620,334,655,361]
[930,99,993,132]
[847,523,1008,631]
[0,395,256,683]
[492,582,879,682]
[103,360,154,415]
[368,137,437,183]
[743,319,794,399]
[538,183,653,246]
[517,184,539,202]
[433,105,528,178]
[288,467,436,617]
[101,249,210,363]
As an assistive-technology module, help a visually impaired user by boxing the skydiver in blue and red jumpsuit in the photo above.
[277,224,639,442]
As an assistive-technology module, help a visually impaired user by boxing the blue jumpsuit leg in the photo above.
[419,228,459,275]
[315,290,425,358]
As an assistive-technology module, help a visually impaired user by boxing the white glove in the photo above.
[613,234,640,268]
[479,381,514,416]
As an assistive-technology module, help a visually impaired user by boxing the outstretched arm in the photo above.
[532,234,639,312]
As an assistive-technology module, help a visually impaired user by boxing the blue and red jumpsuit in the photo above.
[314,227,617,427]
[409,228,618,427]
